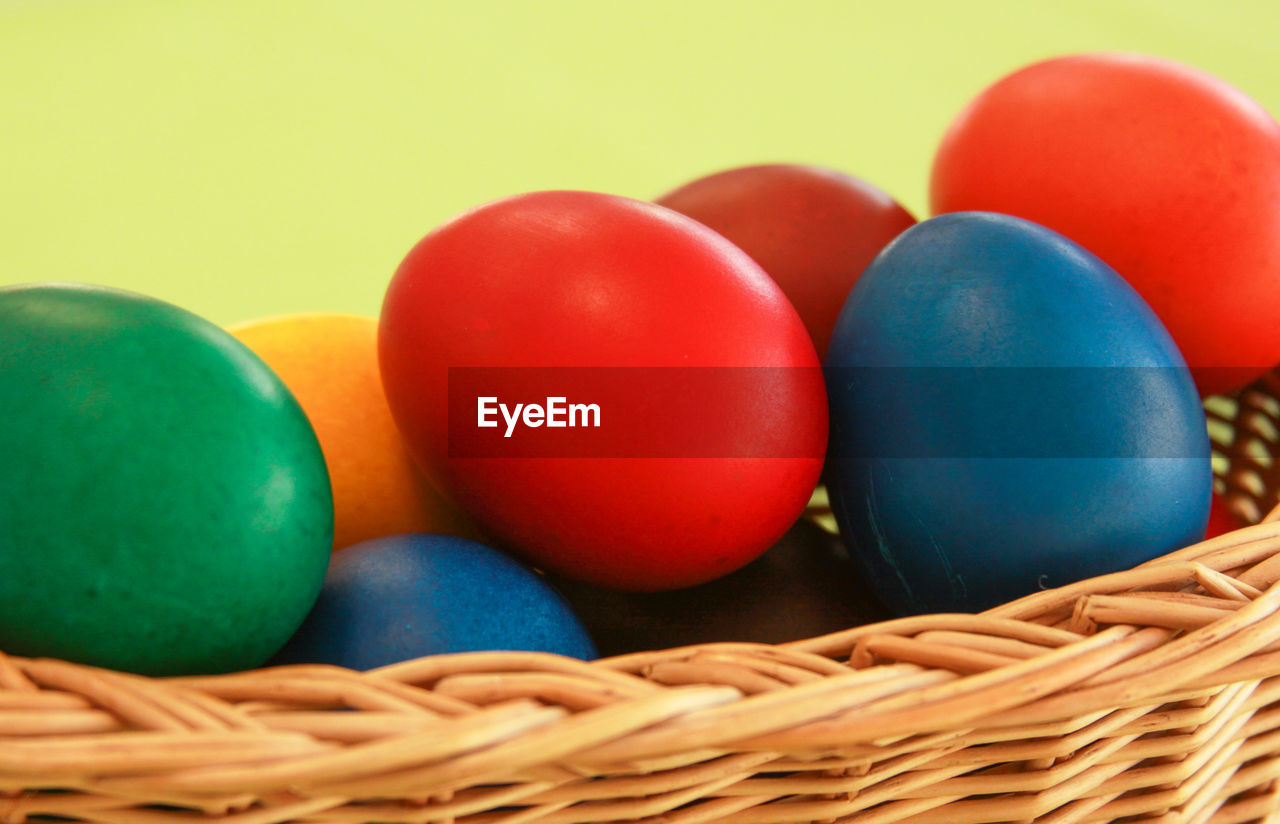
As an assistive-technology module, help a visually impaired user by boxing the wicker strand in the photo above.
[6,375,1280,822]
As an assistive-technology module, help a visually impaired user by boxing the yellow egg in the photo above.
[228,313,475,551]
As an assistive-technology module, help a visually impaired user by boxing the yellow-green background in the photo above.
[2,0,1277,325]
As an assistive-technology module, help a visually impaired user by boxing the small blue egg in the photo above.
[825,212,1211,615]
[271,533,597,668]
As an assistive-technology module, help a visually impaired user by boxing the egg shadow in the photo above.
[547,518,892,657]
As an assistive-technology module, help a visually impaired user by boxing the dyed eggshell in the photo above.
[270,533,597,669]
[0,283,333,675]
[826,213,1212,615]
[550,519,890,657]
[1205,496,1246,539]
[657,164,916,358]
[229,314,475,551]
[931,53,1280,396]
[379,190,827,592]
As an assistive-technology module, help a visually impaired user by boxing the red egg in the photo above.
[657,164,916,358]
[379,191,827,591]
[1205,495,1246,539]
[930,53,1280,396]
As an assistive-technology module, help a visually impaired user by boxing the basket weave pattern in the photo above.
[4,373,1280,824]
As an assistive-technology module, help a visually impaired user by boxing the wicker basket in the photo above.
[4,371,1280,824]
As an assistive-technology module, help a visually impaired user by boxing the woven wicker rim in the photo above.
[3,372,1280,824]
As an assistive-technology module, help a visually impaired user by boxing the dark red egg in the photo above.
[658,164,916,358]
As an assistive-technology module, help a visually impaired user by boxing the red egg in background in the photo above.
[379,191,828,592]
[657,164,916,359]
[1205,495,1247,539]
[931,53,1280,396]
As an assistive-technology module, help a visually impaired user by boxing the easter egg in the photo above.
[0,283,332,675]
[270,533,597,669]
[657,164,916,358]
[379,190,827,592]
[550,519,889,657]
[228,314,475,551]
[826,212,1212,615]
[1205,495,1246,539]
[930,53,1280,396]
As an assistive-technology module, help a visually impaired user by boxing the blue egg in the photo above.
[825,212,1211,615]
[271,534,597,669]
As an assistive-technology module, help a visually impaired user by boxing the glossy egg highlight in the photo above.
[825,213,1212,614]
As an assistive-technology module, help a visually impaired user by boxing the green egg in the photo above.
[0,283,333,675]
